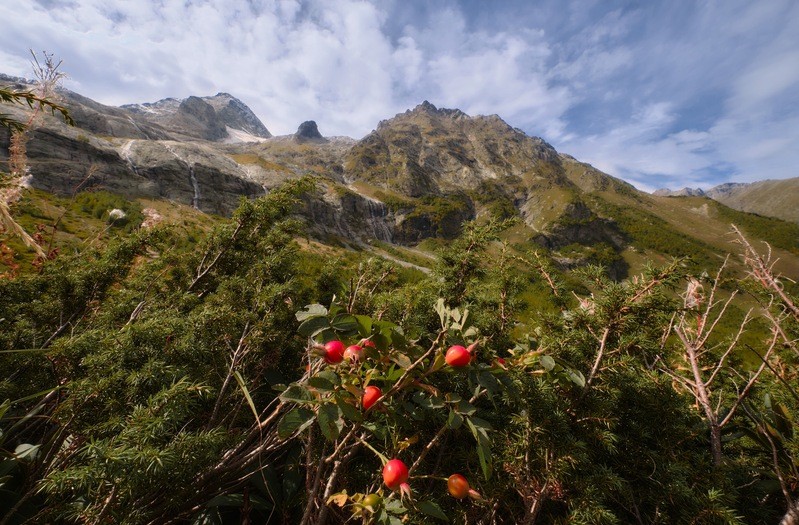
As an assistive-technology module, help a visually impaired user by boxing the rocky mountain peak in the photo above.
[121,93,271,141]
[294,120,325,142]
[652,187,706,197]
[407,100,467,120]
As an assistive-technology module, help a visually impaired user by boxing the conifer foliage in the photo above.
[0,182,797,524]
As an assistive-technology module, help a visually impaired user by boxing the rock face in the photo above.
[295,121,325,142]
[122,93,271,141]
[346,100,566,197]
[302,184,394,243]
[204,93,272,138]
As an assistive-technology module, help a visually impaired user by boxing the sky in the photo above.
[1,0,798,192]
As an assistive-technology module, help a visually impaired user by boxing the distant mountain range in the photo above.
[653,179,799,223]
[2,72,797,280]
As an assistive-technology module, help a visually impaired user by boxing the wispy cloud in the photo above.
[1,0,797,190]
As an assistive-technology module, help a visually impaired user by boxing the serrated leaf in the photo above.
[278,407,315,439]
[384,498,407,514]
[391,352,413,369]
[467,419,493,479]
[298,316,330,337]
[296,304,327,322]
[331,313,359,332]
[372,332,390,351]
[318,403,344,441]
[540,355,556,371]
[336,395,362,422]
[445,393,462,404]
[462,326,479,338]
[308,376,335,391]
[317,369,341,385]
[354,315,373,337]
[279,384,313,404]
[391,329,408,349]
[418,500,449,521]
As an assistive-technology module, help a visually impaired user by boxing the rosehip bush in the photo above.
[274,298,583,524]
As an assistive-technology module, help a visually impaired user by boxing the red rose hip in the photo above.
[323,340,345,364]
[362,385,382,410]
[382,459,409,490]
[447,473,469,499]
[343,344,365,362]
[445,345,471,367]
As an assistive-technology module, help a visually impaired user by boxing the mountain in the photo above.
[653,178,799,223]
[705,178,799,223]
[652,187,706,197]
[2,78,798,280]
[122,92,272,142]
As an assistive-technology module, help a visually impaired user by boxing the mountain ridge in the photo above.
[2,76,798,280]
[653,178,799,223]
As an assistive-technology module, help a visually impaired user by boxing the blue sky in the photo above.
[1,0,798,191]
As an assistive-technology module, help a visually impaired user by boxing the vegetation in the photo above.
[2,53,798,524]
[0,180,797,523]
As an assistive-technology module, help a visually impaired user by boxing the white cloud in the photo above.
[0,0,797,190]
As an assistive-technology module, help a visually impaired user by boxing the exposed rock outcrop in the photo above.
[295,121,325,142]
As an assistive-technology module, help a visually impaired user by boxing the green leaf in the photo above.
[469,416,493,433]
[280,384,313,404]
[467,419,493,479]
[336,395,362,423]
[234,371,261,425]
[192,509,222,525]
[308,376,335,391]
[568,369,586,388]
[318,403,344,441]
[298,316,330,337]
[331,313,359,332]
[296,304,327,322]
[458,308,472,332]
[418,500,449,521]
[391,353,413,369]
[476,441,492,480]
[278,408,314,438]
[447,410,464,430]
[477,371,501,394]
[540,355,556,372]
[435,298,448,328]
[462,326,479,338]
[390,329,408,349]
[354,315,373,337]
[445,393,462,404]
[455,400,477,416]
[317,370,341,386]
[384,498,407,514]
